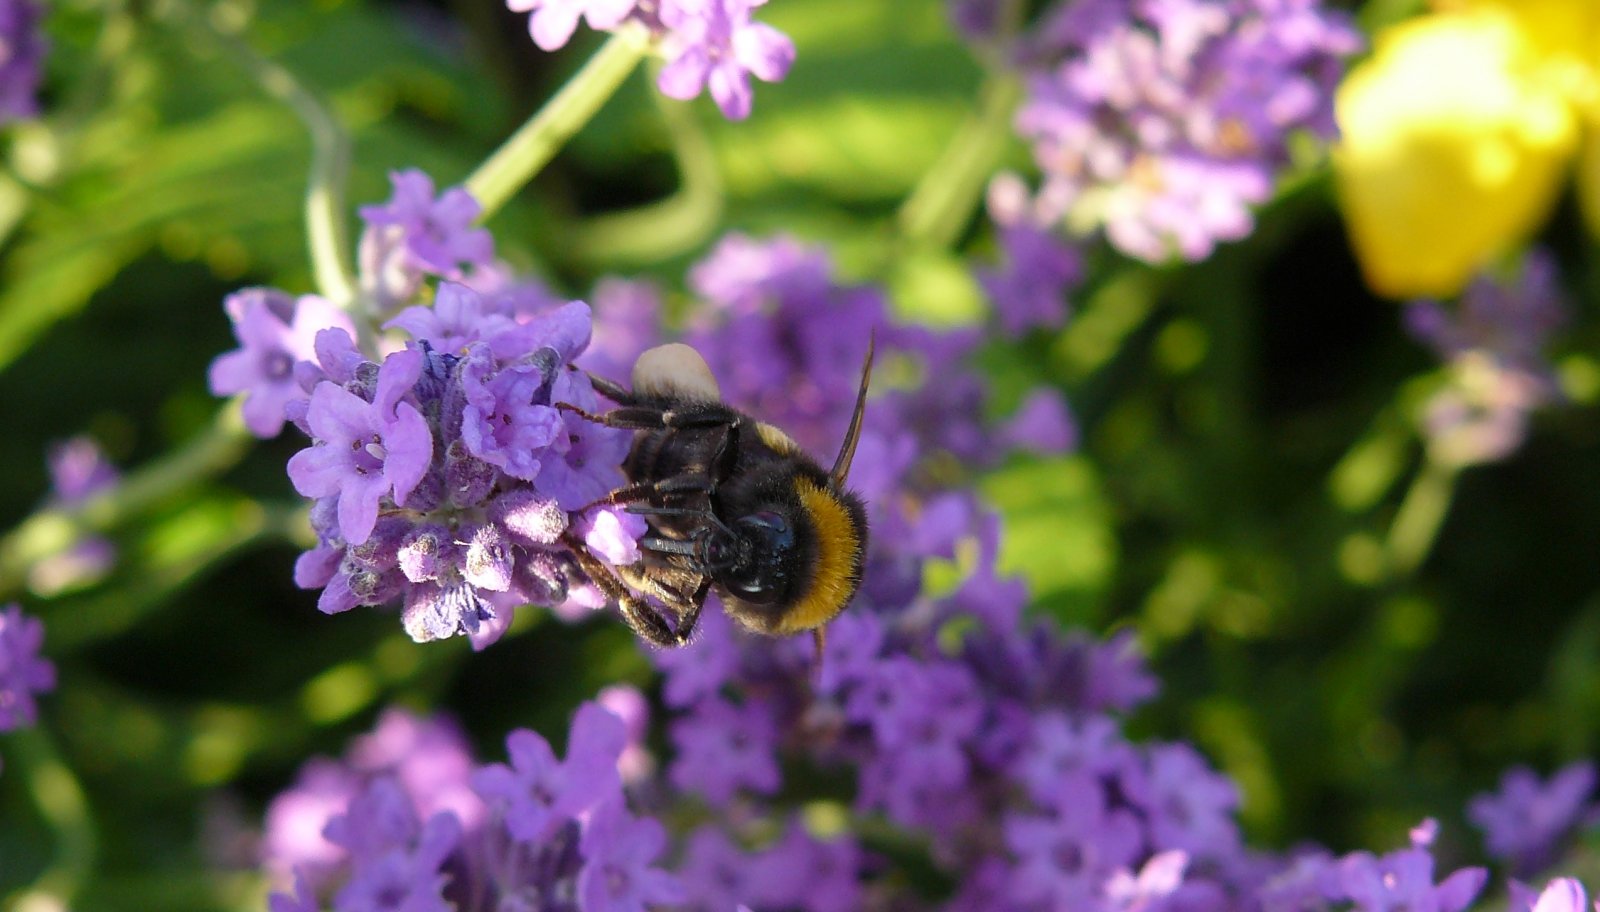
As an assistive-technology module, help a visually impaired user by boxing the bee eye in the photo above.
[721,510,795,604]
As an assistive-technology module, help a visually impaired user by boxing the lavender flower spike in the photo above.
[658,0,796,120]
[287,348,433,546]
[1469,762,1597,877]
[0,603,56,737]
[358,169,494,280]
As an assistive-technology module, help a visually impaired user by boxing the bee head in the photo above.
[725,336,874,638]
[702,510,797,605]
[713,477,868,637]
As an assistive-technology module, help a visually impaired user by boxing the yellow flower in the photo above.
[1334,4,1597,299]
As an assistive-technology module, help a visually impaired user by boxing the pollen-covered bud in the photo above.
[347,360,381,401]
[398,524,451,583]
[346,517,409,571]
[345,566,386,603]
[517,549,570,605]
[403,581,494,643]
[445,439,498,507]
[464,524,514,592]
[404,466,446,513]
[493,489,568,545]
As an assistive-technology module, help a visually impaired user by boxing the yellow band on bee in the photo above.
[777,477,859,633]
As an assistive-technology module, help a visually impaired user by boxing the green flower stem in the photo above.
[0,405,252,597]
[1383,456,1460,580]
[569,80,723,265]
[199,16,357,306]
[49,502,307,654]
[4,727,97,912]
[466,25,651,222]
[897,74,1022,249]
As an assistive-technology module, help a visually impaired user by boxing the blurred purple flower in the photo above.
[0,0,45,123]
[668,696,781,806]
[324,777,461,912]
[262,700,680,910]
[1406,251,1567,467]
[359,170,493,280]
[31,436,120,594]
[1512,878,1591,912]
[1012,0,1358,261]
[657,0,795,120]
[508,0,637,51]
[472,702,626,843]
[597,684,655,784]
[0,603,54,735]
[1469,762,1596,878]
[578,278,662,381]
[1336,842,1486,912]
[577,800,685,912]
[980,224,1082,336]
[1000,387,1079,454]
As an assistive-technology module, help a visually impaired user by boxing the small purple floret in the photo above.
[287,348,433,546]
[657,0,796,120]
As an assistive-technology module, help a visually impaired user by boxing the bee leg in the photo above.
[558,402,740,433]
[587,373,637,405]
[562,531,685,647]
[672,578,712,642]
[625,572,711,645]
[618,593,685,648]
[587,475,711,511]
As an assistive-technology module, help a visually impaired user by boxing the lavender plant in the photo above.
[4,1,1600,911]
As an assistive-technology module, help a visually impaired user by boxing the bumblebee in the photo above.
[559,340,873,655]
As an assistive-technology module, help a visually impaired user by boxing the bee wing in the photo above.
[830,332,876,485]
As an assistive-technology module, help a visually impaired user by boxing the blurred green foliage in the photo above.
[2,0,1599,909]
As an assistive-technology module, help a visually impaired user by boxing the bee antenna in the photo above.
[829,331,875,485]
[813,626,827,667]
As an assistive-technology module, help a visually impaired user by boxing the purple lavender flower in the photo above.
[385,281,517,355]
[668,695,781,806]
[597,684,655,784]
[31,436,120,594]
[1125,742,1242,862]
[1335,842,1486,912]
[979,224,1082,336]
[1000,387,1079,454]
[1405,251,1567,467]
[472,702,626,843]
[577,800,685,912]
[1005,774,1143,909]
[0,603,55,733]
[508,0,636,51]
[210,289,356,438]
[358,170,494,280]
[1012,0,1359,261]
[323,777,461,912]
[0,0,45,123]
[657,0,796,120]
[287,348,433,547]
[263,700,679,910]
[458,345,565,480]
[1512,878,1591,912]
[1469,762,1596,877]
[577,278,662,381]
